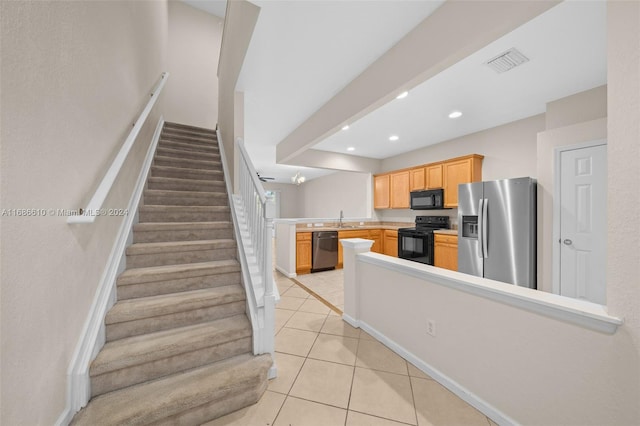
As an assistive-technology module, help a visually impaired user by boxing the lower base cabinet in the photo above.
[434,233,458,271]
[383,230,398,257]
[296,232,312,274]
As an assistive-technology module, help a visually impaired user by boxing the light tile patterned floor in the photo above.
[208,271,495,426]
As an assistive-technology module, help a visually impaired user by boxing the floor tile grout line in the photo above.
[347,408,419,426]
[344,330,361,426]
[407,368,420,426]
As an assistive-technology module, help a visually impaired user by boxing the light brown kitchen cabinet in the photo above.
[425,163,443,189]
[383,230,398,257]
[369,229,383,254]
[337,229,370,268]
[296,232,312,275]
[409,167,426,191]
[442,155,483,208]
[434,233,458,271]
[390,171,410,209]
[374,174,390,209]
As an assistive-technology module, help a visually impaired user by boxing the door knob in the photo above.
[563,239,573,245]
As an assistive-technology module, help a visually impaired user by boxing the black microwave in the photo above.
[410,189,445,210]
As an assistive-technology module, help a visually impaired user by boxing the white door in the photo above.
[559,143,607,304]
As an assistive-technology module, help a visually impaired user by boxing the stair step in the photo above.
[117,260,240,299]
[156,146,220,161]
[138,205,230,223]
[160,131,217,144]
[159,139,219,154]
[151,165,223,181]
[154,155,222,171]
[133,221,233,243]
[106,285,246,341]
[126,239,236,268]
[164,121,216,136]
[147,176,225,192]
[94,315,252,396]
[72,352,272,425]
[144,189,228,207]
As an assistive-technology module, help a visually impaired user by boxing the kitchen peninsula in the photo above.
[274,220,412,277]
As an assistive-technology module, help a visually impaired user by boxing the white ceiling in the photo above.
[236,0,446,182]
[313,0,607,159]
[224,0,606,183]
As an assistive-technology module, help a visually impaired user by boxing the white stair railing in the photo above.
[217,134,277,378]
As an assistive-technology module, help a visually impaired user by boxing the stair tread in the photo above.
[96,314,250,375]
[106,285,245,325]
[151,165,223,178]
[158,140,219,152]
[157,146,219,157]
[117,260,239,285]
[144,189,226,197]
[148,176,224,185]
[138,204,229,211]
[155,155,221,164]
[133,221,232,231]
[164,122,216,133]
[75,353,271,425]
[126,239,236,255]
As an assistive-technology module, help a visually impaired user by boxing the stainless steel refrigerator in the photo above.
[457,177,536,288]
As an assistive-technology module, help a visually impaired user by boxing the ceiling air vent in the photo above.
[485,48,529,73]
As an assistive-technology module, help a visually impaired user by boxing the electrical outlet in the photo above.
[427,319,436,337]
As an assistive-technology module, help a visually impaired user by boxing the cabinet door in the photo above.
[296,233,312,274]
[443,155,483,208]
[434,234,458,271]
[425,163,443,189]
[369,230,383,254]
[443,159,472,208]
[374,174,390,209]
[409,167,426,191]
[390,171,410,209]
[383,230,398,257]
[337,230,370,268]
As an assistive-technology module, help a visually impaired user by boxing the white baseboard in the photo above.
[275,264,296,278]
[356,319,517,426]
[342,313,360,329]
[56,117,164,426]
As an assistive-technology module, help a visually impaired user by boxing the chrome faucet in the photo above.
[339,210,344,228]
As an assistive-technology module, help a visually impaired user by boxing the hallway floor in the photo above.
[206,272,497,426]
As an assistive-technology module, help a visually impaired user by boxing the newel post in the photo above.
[340,238,374,328]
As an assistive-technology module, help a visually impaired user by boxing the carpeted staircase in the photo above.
[72,122,272,425]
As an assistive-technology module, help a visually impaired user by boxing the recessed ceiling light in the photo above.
[347,147,355,152]
[389,135,399,141]
[448,111,463,119]
[396,91,409,99]
[342,125,350,131]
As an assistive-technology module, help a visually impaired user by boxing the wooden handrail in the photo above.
[67,72,169,224]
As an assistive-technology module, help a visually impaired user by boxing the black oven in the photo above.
[410,189,445,210]
[397,216,450,265]
[398,229,434,264]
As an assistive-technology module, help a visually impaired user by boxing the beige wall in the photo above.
[165,1,222,129]
[356,260,638,425]
[607,0,640,355]
[377,114,545,224]
[262,182,302,219]
[0,1,168,424]
[217,0,260,189]
[536,84,607,293]
[299,171,372,219]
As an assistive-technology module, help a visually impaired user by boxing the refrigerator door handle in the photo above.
[482,198,489,258]
[477,199,484,258]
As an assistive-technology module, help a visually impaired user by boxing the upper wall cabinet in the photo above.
[442,155,483,208]
[425,163,443,189]
[409,167,426,191]
[374,154,482,210]
[390,171,410,208]
[374,174,390,209]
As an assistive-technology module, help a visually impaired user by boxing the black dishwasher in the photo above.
[311,231,338,272]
